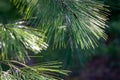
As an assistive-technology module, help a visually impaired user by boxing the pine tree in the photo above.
[0,0,108,80]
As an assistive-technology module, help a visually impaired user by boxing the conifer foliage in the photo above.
[0,0,108,80]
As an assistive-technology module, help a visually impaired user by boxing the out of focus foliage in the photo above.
[96,0,120,56]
